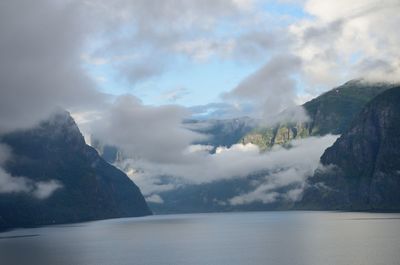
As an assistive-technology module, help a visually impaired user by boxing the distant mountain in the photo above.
[186,117,256,149]
[242,80,396,149]
[299,87,400,211]
[149,172,295,214]
[0,112,151,230]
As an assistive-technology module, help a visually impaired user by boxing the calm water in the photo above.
[1,211,400,265]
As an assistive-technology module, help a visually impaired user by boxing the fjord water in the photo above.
[1,212,400,265]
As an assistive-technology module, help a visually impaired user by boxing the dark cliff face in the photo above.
[0,111,151,230]
[300,87,400,211]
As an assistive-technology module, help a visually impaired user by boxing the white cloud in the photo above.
[291,0,400,92]
[110,135,338,197]
[227,135,338,205]
[146,194,164,204]
[0,167,31,194]
[186,144,214,154]
[32,180,63,200]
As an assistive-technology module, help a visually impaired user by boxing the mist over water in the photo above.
[1,212,400,265]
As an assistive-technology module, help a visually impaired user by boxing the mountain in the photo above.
[148,81,398,214]
[299,87,400,211]
[242,80,396,149]
[187,117,256,149]
[0,111,151,230]
[148,172,295,214]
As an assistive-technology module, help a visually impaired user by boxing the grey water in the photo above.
[1,211,400,265]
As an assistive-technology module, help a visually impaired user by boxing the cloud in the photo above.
[0,0,297,138]
[190,102,255,119]
[229,169,305,205]
[81,0,302,87]
[0,1,108,133]
[2,0,398,135]
[145,194,164,204]
[32,180,63,200]
[82,0,262,84]
[0,167,31,194]
[233,30,293,62]
[0,168,62,199]
[0,144,62,199]
[117,53,168,84]
[173,38,235,62]
[86,94,204,164]
[227,135,338,205]
[111,135,338,197]
[222,54,309,124]
[160,87,190,102]
[290,0,400,91]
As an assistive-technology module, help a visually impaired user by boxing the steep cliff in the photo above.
[299,87,400,211]
[0,111,151,230]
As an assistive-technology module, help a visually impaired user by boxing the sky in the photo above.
[0,0,400,203]
[1,0,400,129]
[82,0,307,107]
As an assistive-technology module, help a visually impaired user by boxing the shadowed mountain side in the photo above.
[148,173,297,214]
[0,111,151,230]
[299,87,400,211]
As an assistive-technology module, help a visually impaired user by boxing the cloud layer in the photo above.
[110,135,337,201]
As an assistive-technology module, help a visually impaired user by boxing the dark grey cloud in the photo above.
[0,1,107,132]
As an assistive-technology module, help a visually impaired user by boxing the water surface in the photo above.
[1,211,400,265]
